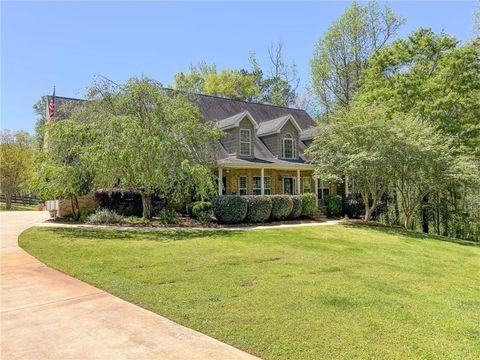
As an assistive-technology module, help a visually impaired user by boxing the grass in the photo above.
[0,202,38,211]
[19,225,480,359]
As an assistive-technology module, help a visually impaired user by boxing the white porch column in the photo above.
[297,169,301,195]
[218,167,223,196]
[261,168,265,195]
[314,177,319,207]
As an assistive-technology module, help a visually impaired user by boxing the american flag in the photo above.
[48,86,55,117]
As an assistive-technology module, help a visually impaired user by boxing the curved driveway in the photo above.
[0,211,259,360]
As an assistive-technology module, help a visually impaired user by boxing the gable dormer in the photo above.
[217,111,258,158]
[257,114,302,160]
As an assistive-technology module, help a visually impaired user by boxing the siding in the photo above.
[260,119,300,159]
[219,116,255,158]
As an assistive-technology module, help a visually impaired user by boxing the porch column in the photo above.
[297,169,301,195]
[314,177,319,207]
[261,168,265,195]
[218,167,223,195]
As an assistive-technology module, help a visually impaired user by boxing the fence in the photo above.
[0,194,41,205]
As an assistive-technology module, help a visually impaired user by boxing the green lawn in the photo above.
[19,225,480,359]
[0,202,38,211]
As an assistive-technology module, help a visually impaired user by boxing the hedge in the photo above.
[212,196,248,223]
[300,193,317,218]
[187,201,204,216]
[271,195,293,220]
[245,196,272,223]
[95,188,164,217]
[191,201,212,220]
[325,195,343,217]
[289,195,302,219]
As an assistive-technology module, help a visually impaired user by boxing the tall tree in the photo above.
[0,131,33,209]
[310,1,404,116]
[83,77,222,219]
[33,96,47,150]
[306,102,392,221]
[250,42,300,106]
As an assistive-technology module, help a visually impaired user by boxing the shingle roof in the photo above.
[300,126,319,141]
[256,114,302,137]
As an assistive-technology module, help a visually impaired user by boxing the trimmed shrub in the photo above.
[95,188,164,217]
[271,195,293,220]
[87,209,123,224]
[245,196,272,223]
[192,201,212,224]
[212,196,248,224]
[187,201,204,216]
[325,195,343,217]
[289,196,303,219]
[300,193,317,218]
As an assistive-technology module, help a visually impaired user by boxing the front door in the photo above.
[283,177,294,195]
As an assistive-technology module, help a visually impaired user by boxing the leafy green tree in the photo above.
[306,102,392,221]
[360,28,480,154]
[0,130,33,209]
[33,96,47,150]
[310,1,404,116]
[82,77,222,219]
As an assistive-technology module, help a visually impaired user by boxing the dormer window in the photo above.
[282,133,296,159]
[239,128,251,156]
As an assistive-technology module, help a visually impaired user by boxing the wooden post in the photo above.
[297,169,301,195]
[314,177,319,207]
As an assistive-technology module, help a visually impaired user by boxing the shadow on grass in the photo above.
[39,227,242,242]
[345,223,479,247]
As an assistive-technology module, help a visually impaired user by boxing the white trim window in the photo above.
[282,133,296,159]
[253,176,271,195]
[303,177,312,193]
[239,128,251,156]
[239,176,248,195]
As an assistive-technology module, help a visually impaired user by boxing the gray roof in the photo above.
[217,111,250,130]
[257,115,299,137]
[300,126,319,141]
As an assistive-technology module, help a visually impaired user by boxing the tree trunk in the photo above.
[5,191,12,210]
[141,193,152,219]
[421,193,429,234]
[404,211,414,230]
[70,195,80,220]
[393,190,400,226]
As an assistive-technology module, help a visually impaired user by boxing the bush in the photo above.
[325,195,343,217]
[87,209,123,224]
[300,193,317,218]
[79,208,96,223]
[245,196,272,223]
[187,201,205,216]
[157,208,180,225]
[344,194,364,219]
[271,195,293,220]
[289,196,303,219]
[95,188,165,217]
[191,202,212,224]
[212,196,248,224]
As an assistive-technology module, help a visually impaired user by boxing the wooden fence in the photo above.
[0,194,40,205]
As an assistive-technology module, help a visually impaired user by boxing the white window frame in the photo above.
[303,177,312,193]
[239,128,251,156]
[239,176,248,195]
[282,133,296,159]
[252,176,271,195]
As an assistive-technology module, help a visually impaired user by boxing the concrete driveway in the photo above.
[0,211,259,360]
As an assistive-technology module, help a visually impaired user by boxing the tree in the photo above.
[33,96,47,150]
[82,77,222,219]
[173,63,259,101]
[306,102,392,221]
[0,131,33,209]
[250,42,300,106]
[310,1,404,116]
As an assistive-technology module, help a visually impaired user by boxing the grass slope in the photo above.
[0,202,38,211]
[20,225,480,359]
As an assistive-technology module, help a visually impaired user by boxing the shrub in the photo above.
[344,194,364,219]
[187,201,204,216]
[157,208,180,225]
[289,196,303,219]
[95,188,164,217]
[271,195,293,220]
[191,202,212,224]
[79,208,96,223]
[245,196,272,223]
[325,195,343,217]
[87,209,123,224]
[300,193,317,218]
[212,196,248,224]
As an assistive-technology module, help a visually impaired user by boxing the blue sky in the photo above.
[1,1,477,132]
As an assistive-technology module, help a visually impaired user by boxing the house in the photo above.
[45,93,342,216]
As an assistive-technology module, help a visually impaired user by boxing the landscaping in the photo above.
[19,225,480,359]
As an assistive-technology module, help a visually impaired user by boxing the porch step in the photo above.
[312,208,327,222]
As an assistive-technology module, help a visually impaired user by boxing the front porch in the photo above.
[216,166,337,204]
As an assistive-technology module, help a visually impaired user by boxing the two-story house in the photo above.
[45,92,338,216]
